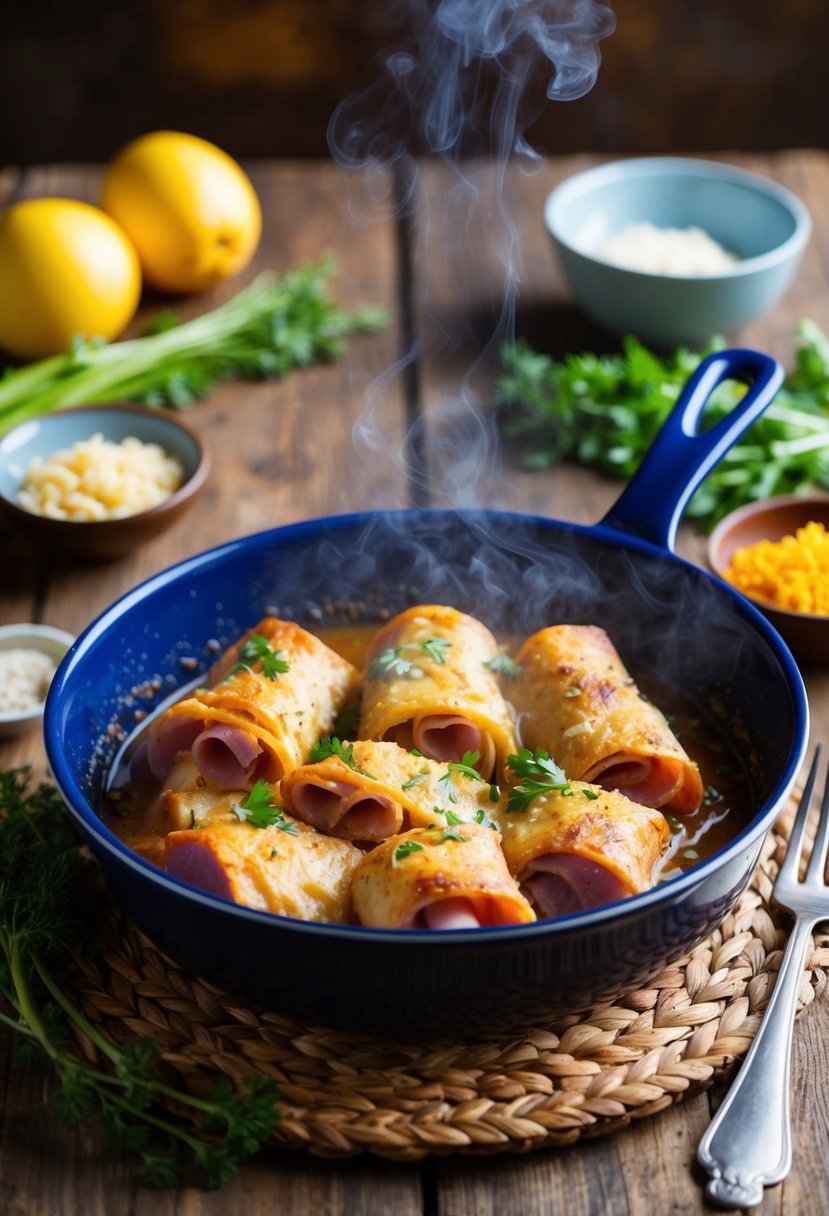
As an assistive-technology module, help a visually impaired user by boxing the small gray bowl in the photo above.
[0,623,75,737]
[0,404,210,560]
[544,157,812,348]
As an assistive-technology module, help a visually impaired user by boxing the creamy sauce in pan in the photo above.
[102,621,754,881]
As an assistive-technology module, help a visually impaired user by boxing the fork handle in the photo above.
[697,915,815,1208]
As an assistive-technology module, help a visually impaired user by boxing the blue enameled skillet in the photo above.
[45,349,809,1035]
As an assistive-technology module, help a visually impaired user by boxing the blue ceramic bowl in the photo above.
[0,404,210,560]
[544,157,812,348]
[45,351,808,1035]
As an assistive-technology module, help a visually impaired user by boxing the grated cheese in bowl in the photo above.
[596,222,739,276]
[722,521,829,616]
[0,648,58,716]
[15,433,185,522]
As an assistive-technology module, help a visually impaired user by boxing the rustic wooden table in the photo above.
[1,150,828,1215]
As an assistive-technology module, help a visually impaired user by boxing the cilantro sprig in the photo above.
[505,748,572,813]
[233,780,298,833]
[0,768,280,1188]
[391,840,424,867]
[228,635,289,682]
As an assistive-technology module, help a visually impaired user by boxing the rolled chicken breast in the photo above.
[351,821,535,929]
[145,617,360,790]
[498,780,670,918]
[281,738,502,841]
[165,817,362,922]
[359,605,518,782]
[510,624,703,814]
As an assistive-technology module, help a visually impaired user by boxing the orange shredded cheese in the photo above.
[723,520,829,616]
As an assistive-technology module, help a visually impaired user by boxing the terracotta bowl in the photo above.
[708,494,829,666]
[0,404,210,561]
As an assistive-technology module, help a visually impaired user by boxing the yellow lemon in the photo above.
[0,198,141,360]
[101,131,262,294]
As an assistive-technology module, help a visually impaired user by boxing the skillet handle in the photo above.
[599,348,784,552]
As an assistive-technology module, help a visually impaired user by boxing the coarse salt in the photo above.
[0,648,57,715]
[597,222,739,276]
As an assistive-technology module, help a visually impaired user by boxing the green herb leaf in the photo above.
[391,840,425,867]
[401,770,430,791]
[497,323,829,532]
[0,260,388,438]
[484,652,522,678]
[229,635,289,682]
[0,767,281,1187]
[421,637,451,665]
[505,748,572,813]
[309,736,375,778]
[234,781,298,833]
[367,646,415,681]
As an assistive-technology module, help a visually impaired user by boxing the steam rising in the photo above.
[329,1,615,511]
[329,0,616,166]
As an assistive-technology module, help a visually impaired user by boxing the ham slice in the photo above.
[588,754,687,810]
[499,780,671,919]
[190,722,263,790]
[412,715,489,770]
[146,716,203,781]
[522,854,630,918]
[287,775,403,841]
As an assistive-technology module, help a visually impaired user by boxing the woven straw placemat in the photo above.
[63,803,829,1161]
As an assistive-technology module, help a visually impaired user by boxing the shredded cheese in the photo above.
[16,433,185,522]
[723,521,829,616]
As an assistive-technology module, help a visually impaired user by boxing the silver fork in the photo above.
[697,747,829,1208]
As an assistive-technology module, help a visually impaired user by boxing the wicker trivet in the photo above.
[63,803,829,1161]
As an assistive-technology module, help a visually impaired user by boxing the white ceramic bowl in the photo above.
[544,157,812,348]
[0,623,75,737]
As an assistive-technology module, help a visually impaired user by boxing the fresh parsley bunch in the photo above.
[0,768,280,1188]
[497,320,829,531]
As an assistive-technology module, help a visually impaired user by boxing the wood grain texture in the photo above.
[2,153,829,1214]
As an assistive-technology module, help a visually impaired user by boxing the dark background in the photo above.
[1,0,827,166]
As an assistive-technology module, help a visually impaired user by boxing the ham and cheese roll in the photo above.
[145,617,360,790]
[359,605,518,781]
[498,782,670,918]
[165,817,362,922]
[510,625,704,814]
[281,739,502,842]
[352,822,535,930]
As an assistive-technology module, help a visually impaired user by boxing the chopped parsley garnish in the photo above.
[367,637,452,681]
[703,785,723,805]
[309,736,376,778]
[581,788,600,800]
[233,780,298,833]
[485,652,522,678]
[391,840,425,867]
[421,637,451,665]
[401,770,430,791]
[228,634,290,681]
[505,748,572,813]
[368,646,415,681]
[475,808,499,830]
[564,687,582,698]
[431,806,464,825]
[436,827,469,843]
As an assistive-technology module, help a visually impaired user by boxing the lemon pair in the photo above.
[0,132,262,360]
